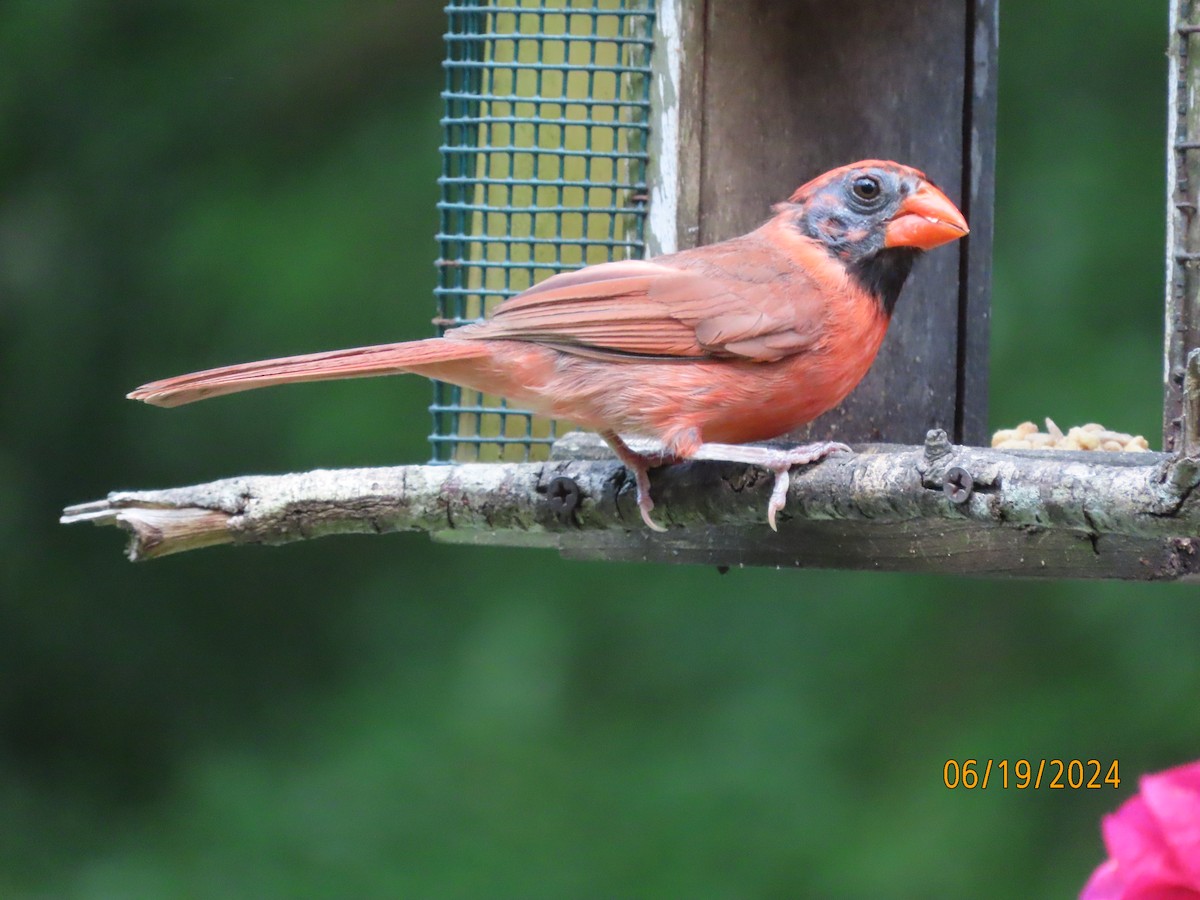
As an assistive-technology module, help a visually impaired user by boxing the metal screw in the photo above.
[943,466,974,504]
[546,475,581,523]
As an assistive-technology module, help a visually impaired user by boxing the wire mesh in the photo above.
[431,0,656,463]
[1169,0,1200,451]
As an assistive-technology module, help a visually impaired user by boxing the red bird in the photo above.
[130,161,968,531]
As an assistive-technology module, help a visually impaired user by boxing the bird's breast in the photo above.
[692,294,891,445]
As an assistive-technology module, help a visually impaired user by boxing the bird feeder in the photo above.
[429,0,997,462]
[64,0,1200,581]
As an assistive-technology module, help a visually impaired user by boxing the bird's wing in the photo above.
[459,252,826,363]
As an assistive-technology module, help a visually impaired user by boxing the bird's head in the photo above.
[780,161,969,314]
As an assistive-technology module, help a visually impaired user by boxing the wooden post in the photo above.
[648,0,998,446]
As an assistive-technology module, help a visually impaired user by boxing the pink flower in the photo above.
[1081,759,1200,899]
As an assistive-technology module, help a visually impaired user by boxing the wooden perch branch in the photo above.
[61,430,1200,580]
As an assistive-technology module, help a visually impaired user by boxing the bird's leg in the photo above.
[687,441,852,531]
[600,431,677,532]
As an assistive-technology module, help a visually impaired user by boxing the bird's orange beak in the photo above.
[883,182,969,250]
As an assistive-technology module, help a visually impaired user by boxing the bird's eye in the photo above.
[851,175,882,202]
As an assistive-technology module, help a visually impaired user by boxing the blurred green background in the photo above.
[2,1,1196,897]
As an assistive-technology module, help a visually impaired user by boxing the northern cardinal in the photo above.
[130,160,967,531]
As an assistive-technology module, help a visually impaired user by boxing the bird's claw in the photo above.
[762,441,852,531]
[767,468,790,532]
[602,431,670,532]
[633,466,668,533]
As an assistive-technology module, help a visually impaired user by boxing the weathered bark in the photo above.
[61,430,1200,580]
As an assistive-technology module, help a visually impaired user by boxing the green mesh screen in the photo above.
[431,0,656,463]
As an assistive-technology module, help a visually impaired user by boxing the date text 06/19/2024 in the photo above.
[943,759,1121,790]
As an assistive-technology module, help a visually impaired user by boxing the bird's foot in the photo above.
[601,431,676,532]
[600,433,851,532]
[688,441,852,531]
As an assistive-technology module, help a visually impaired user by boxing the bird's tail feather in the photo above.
[128,338,492,408]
